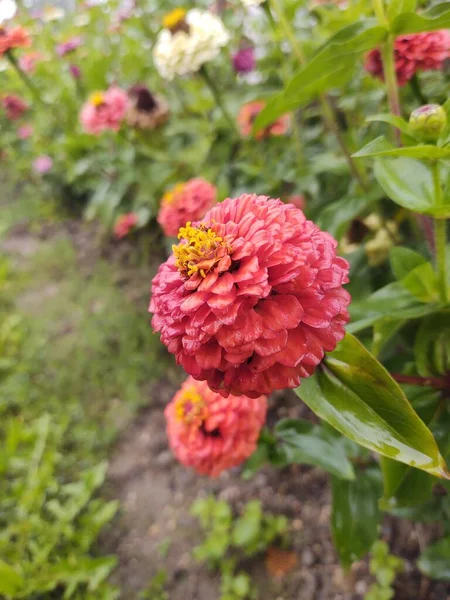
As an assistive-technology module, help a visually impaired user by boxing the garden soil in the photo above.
[4,220,450,600]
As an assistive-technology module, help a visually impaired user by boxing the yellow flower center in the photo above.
[162,8,187,30]
[90,91,105,107]
[162,182,185,205]
[175,386,208,426]
[173,222,230,278]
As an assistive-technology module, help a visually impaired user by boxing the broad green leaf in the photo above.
[418,537,450,580]
[374,157,450,218]
[331,469,382,568]
[390,247,426,281]
[392,3,450,34]
[275,418,355,480]
[401,263,439,303]
[317,191,380,239]
[253,20,387,131]
[415,313,450,377]
[366,114,416,140]
[354,136,450,160]
[0,560,23,596]
[386,0,417,20]
[380,457,434,509]
[298,333,450,478]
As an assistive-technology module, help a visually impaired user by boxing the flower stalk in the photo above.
[432,161,448,303]
[200,65,239,136]
[6,50,43,104]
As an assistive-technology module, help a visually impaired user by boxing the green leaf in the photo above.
[275,419,355,480]
[386,0,417,21]
[253,20,387,131]
[331,469,382,568]
[354,136,450,160]
[366,114,416,140]
[400,263,439,303]
[374,156,450,218]
[380,457,435,509]
[415,313,450,377]
[390,247,426,281]
[392,3,450,35]
[418,537,450,580]
[317,191,380,239]
[297,333,450,478]
[0,560,23,596]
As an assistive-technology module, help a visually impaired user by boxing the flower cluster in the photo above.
[80,87,129,135]
[0,25,30,55]
[165,376,267,477]
[365,30,450,86]
[126,84,169,130]
[157,178,217,237]
[2,94,27,120]
[114,213,138,239]
[238,101,290,139]
[151,194,350,398]
[153,8,229,80]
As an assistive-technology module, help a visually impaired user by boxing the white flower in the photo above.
[0,0,17,24]
[153,9,230,81]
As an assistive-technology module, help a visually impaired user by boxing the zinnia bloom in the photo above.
[69,64,81,79]
[18,123,32,139]
[127,84,169,129]
[56,36,83,57]
[232,47,255,73]
[80,87,129,135]
[157,178,217,238]
[165,376,267,477]
[150,194,350,398]
[18,51,42,73]
[0,25,30,55]
[238,101,290,139]
[153,8,229,80]
[2,94,27,120]
[33,155,53,174]
[365,30,450,86]
[114,213,138,239]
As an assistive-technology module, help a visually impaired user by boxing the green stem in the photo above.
[6,50,43,104]
[432,162,448,302]
[200,66,239,136]
[269,0,367,188]
[372,0,387,24]
[381,35,401,142]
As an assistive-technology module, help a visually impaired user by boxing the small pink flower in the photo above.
[69,64,81,79]
[157,178,217,237]
[33,155,53,174]
[18,124,33,139]
[365,30,450,86]
[56,36,83,57]
[238,101,290,139]
[165,376,267,477]
[286,194,305,210]
[80,87,129,135]
[114,212,138,239]
[19,51,42,73]
[2,94,28,120]
[232,47,255,73]
[150,194,350,398]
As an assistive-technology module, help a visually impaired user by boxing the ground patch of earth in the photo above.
[3,219,450,600]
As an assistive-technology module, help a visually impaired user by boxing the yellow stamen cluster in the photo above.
[175,386,208,425]
[162,182,185,205]
[90,91,105,107]
[163,8,187,30]
[173,222,227,278]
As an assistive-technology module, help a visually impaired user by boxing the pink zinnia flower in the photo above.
[80,87,129,135]
[18,124,33,139]
[114,212,138,239]
[365,30,450,86]
[232,47,255,73]
[56,36,83,57]
[165,376,267,477]
[157,178,217,238]
[19,51,42,73]
[33,155,53,174]
[238,101,290,139]
[0,26,30,55]
[150,194,350,398]
[2,94,28,120]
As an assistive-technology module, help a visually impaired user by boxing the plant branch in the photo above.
[432,162,448,303]
[200,66,239,137]
[391,373,449,390]
[6,50,43,104]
